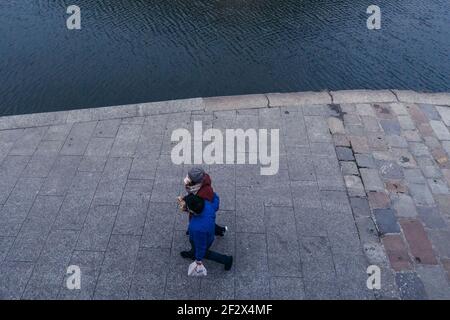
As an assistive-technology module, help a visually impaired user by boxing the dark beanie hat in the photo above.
[188,166,205,184]
[184,194,205,215]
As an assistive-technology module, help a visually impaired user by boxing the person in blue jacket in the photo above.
[180,193,233,271]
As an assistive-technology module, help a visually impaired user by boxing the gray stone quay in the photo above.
[0,89,449,300]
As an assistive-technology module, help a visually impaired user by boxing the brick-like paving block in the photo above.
[380,119,401,135]
[344,175,365,197]
[335,147,354,161]
[381,234,412,271]
[340,161,359,175]
[392,194,418,218]
[360,168,384,191]
[373,209,400,235]
[399,218,437,264]
[417,206,447,229]
[368,191,391,209]
[430,120,450,140]
[350,197,371,218]
[436,106,450,126]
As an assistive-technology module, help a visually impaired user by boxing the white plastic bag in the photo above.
[188,261,207,277]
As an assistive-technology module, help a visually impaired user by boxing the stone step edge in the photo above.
[1,89,449,130]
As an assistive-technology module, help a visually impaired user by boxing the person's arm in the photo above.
[193,231,208,262]
[211,193,220,212]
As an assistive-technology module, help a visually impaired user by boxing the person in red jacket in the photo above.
[178,167,227,236]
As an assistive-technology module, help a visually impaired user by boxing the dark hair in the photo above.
[184,194,205,215]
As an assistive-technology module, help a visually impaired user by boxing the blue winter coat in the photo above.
[188,193,220,261]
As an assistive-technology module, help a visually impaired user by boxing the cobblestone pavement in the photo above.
[0,96,449,299]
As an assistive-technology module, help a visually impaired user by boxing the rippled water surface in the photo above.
[1,0,449,116]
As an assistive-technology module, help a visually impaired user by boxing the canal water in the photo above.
[1,0,449,116]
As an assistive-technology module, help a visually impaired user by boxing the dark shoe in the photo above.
[180,251,194,260]
[216,226,228,237]
[224,256,233,271]
[185,230,189,236]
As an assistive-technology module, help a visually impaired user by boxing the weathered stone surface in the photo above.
[360,169,384,191]
[436,106,450,126]
[368,191,391,209]
[416,265,450,299]
[205,94,267,111]
[268,91,331,107]
[373,209,400,235]
[400,218,437,265]
[340,161,359,176]
[331,90,397,104]
[336,147,354,161]
[430,120,450,140]
[328,117,345,134]
[395,272,428,300]
[392,194,418,218]
[382,234,412,271]
[344,175,366,197]
[394,90,450,106]
[0,92,449,300]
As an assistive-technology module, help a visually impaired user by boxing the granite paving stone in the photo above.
[129,248,170,300]
[141,202,176,249]
[0,155,32,204]
[60,121,96,155]
[93,119,121,138]
[380,119,401,135]
[355,153,376,168]
[43,124,72,141]
[360,168,385,191]
[270,277,305,300]
[94,235,140,300]
[417,206,448,229]
[416,265,450,299]
[382,234,412,271]
[110,124,142,156]
[264,206,301,277]
[350,197,371,218]
[409,183,435,206]
[7,195,64,262]
[22,229,78,299]
[9,127,47,156]
[392,194,418,218]
[419,104,441,121]
[340,161,359,175]
[76,205,119,251]
[299,236,340,299]
[0,236,15,263]
[1,98,449,300]
[436,106,450,126]
[113,179,153,235]
[429,120,450,140]
[0,177,44,236]
[395,272,428,300]
[92,157,132,206]
[53,171,101,230]
[336,147,354,161]
[400,218,437,265]
[39,156,82,196]
[373,209,400,235]
[0,261,34,299]
[427,229,450,258]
